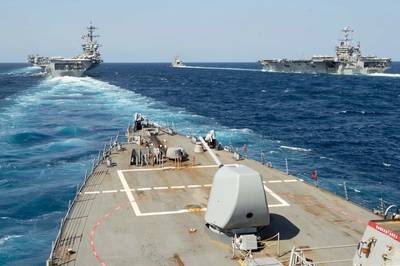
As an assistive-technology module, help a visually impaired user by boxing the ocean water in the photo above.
[0,62,399,265]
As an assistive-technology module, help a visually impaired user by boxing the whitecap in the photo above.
[228,128,254,134]
[280,145,311,152]
[0,235,22,245]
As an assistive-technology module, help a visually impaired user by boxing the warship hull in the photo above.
[259,58,390,75]
[44,59,99,77]
[260,59,337,74]
[259,27,391,75]
[28,24,102,78]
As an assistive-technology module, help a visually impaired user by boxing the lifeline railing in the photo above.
[46,131,121,266]
[288,244,357,266]
[47,121,176,265]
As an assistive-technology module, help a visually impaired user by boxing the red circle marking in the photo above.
[89,204,127,265]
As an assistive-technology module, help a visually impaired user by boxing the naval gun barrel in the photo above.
[199,136,223,167]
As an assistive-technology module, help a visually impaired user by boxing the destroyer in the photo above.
[259,27,391,75]
[45,114,399,265]
[27,24,102,77]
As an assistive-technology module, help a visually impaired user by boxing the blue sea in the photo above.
[0,62,399,265]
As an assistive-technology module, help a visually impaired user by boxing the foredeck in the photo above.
[49,126,379,266]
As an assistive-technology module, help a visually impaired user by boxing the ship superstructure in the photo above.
[27,24,102,77]
[259,27,391,75]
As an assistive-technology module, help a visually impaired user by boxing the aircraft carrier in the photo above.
[45,114,400,266]
[259,27,391,75]
[27,24,102,77]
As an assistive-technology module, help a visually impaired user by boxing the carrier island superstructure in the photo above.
[28,24,102,77]
[45,114,400,266]
[259,27,391,75]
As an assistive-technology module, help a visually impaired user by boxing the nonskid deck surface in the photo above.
[51,129,379,266]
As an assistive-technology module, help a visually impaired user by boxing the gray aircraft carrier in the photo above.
[46,114,400,266]
[27,24,102,77]
[259,27,391,75]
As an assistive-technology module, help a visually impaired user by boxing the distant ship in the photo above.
[259,27,391,75]
[27,24,102,77]
[171,56,186,68]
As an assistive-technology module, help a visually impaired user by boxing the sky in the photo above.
[0,0,399,62]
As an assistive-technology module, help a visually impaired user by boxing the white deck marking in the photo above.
[85,191,100,194]
[136,187,152,191]
[170,185,185,189]
[263,184,290,207]
[153,186,169,190]
[121,163,239,173]
[266,179,299,183]
[102,190,118,193]
[139,208,208,216]
[187,185,202,188]
[117,167,290,217]
[117,170,141,216]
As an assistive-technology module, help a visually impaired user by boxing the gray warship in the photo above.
[172,56,186,68]
[45,113,400,266]
[27,24,102,77]
[259,27,391,75]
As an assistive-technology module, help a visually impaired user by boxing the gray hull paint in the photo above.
[261,61,335,74]
[259,27,391,75]
[45,60,99,77]
[260,61,389,75]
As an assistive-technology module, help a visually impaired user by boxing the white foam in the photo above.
[280,145,311,152]
[320,156,334,161]
[5,66,41,76]
[0,235,22,245]
[368,73,400,78]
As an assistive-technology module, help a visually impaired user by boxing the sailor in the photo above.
[153,147,160,164]
[106,157,112,167]
[130,148,136,165]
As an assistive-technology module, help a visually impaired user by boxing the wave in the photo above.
[4,66,42,76]
[56,126,88,137]
[0,211,63,225]
[0,179,10,186]
[0,235,22,246]
[368,73,400,78]
[280,145,311,152]
[47,138,88,152]
[228,128,254,134]
[7,132,52,145]
[320,156,334,161]
[336,110,370,115]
